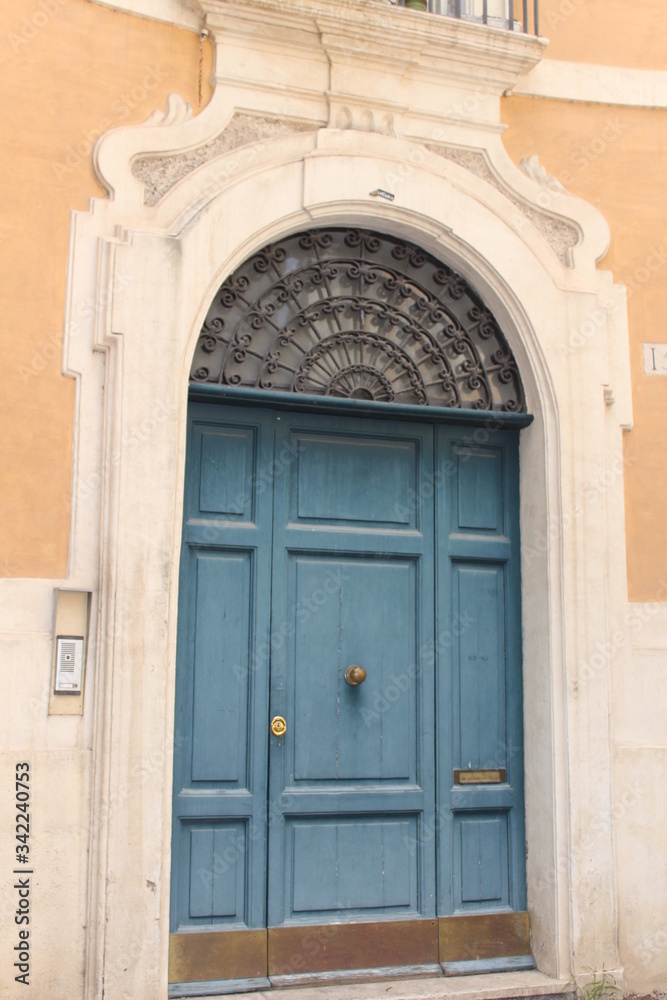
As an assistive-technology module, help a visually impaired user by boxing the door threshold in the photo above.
[173,968,572,1000]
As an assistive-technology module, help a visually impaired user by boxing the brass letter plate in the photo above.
[453,768,506,784]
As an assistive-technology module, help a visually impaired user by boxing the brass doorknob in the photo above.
[271,716,287,737]
[344,665,367,686]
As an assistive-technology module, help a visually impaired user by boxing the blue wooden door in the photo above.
[169,402,526,991]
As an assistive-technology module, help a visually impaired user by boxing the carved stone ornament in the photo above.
[190,227,526,413]
[519,154,566,193]
[131,113,314,206]
[428,145,580,267]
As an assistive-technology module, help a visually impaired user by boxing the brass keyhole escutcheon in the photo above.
[344,665,367,686]
[271,716,287,737]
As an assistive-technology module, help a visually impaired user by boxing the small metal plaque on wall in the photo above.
[643,343,667,375]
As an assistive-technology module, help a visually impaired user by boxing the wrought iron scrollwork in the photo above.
[190,227,526,412]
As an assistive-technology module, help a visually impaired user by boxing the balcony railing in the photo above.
[396,0,540,35]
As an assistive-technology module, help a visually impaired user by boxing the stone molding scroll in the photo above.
[131,113,314,206]
[519,154,566,193]
[428,144,580,267]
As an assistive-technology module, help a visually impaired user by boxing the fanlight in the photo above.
[190,227,526,413]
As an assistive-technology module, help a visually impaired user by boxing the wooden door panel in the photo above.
[453,563,507,770]
[198,425,255,519]
[288,816,419,917]
[292,432,419,528]
[290,555,417,783]
[454,812,510,910]
[185,821,249,921]
[191,551,252,785]
[455,446,505,533]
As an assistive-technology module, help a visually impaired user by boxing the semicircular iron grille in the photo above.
[190,228,526,413]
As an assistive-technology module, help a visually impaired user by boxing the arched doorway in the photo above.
[169,227,532,994]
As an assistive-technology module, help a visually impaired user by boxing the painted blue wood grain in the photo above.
[294,433,417,526]
[456,447,504,532]
[199,427,252,517]
[191,552,251,784]
[188,823,243,919]
[458,814,507,906]
[436,426,525,917]
[289,817,416,916]
[267,411,436,928]
[171,405,275,935]
[173,402,526,971]
[454,563,506,770]
[291,556,416,782]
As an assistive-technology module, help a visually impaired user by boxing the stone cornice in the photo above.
[200,0,544,135]
[203,0,545,87]
[515,58,667,109]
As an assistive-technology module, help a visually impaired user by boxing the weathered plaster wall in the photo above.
[538,0,667,70]
[0,4,211,998]
[0,0,212,578]
[615,605,667,992]
[501,98,667,603]
[502,94,667,990]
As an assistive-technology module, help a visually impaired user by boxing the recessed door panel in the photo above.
[185,821,247,923]
[289,816,418,918]
[199,426,254,518]
[191,551,252,785]
[453,563,506,771]
[455,812,510,910]
[293,432,419,528]
[290,555,417,783]
[456,448,504,533]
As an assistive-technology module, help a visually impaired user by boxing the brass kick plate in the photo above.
[453,768,506,784]
[439,911,530,964]
[268,918,438,975]
[169,929,267,984]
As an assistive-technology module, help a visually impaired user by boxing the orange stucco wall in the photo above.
[538,0,667,70]
[1,2,665,603]
[0,0,212,578]
[502,97,667,602]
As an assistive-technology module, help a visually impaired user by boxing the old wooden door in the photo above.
[169,400,527,994]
